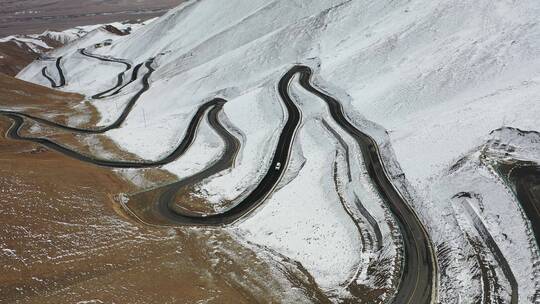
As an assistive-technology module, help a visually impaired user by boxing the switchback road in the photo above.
[7,63,437,303]
[78,48,135,99]
[124,65,303,225]
[11,58,155,134]
[2,99,226,168]
[297,66,436,304]
[41,56,65,88]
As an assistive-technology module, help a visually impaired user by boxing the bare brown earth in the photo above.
[0,41,40,76]
[0,0,185,36]
[0,76,322,303]
[0,128,297,303]
[0,72,82,106]
[0,73,101,126]
[0,30,66,76]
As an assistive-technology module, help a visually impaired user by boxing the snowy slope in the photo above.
[0,20,151,76]
[0,21,136,54]
[17,0,540,302]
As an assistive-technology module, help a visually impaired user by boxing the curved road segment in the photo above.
[3,52,227,168]
[126,65,437,303]
[41,57,66,88]
[4,62,437,303]
[2,99,227,168]
[127,66,303,225]
[103,62,145,98]
[78,48,134,99]
[41,49,140,100]
[296,66,436,304]
[7,58,155,134]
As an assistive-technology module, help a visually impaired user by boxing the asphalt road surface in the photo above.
[125,65,304,225]
[77,49,134,99]
[297,66,436,304]
[2,62,437,303]
[12,50,155,134]
[41,57,65,88]
[2,99,226,168]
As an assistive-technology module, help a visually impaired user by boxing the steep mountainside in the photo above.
[0,21,147,76]
[0,74,311,304]
[13,0,540,302]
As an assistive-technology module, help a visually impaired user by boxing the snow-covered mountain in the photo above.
[0,20,150,75]
[16,0,540,302]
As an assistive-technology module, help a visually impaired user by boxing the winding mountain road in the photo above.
[41,57,65,88]
[125,65,303,225]
[104,62,145,98]
[7,62,437,303]
[8,58,155,134]
[297,66,436,304]
[78,48,135,99]
[41,49,140,99]
[2,99,227,168]
[3,53,227,168]
[123,66,437,303]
